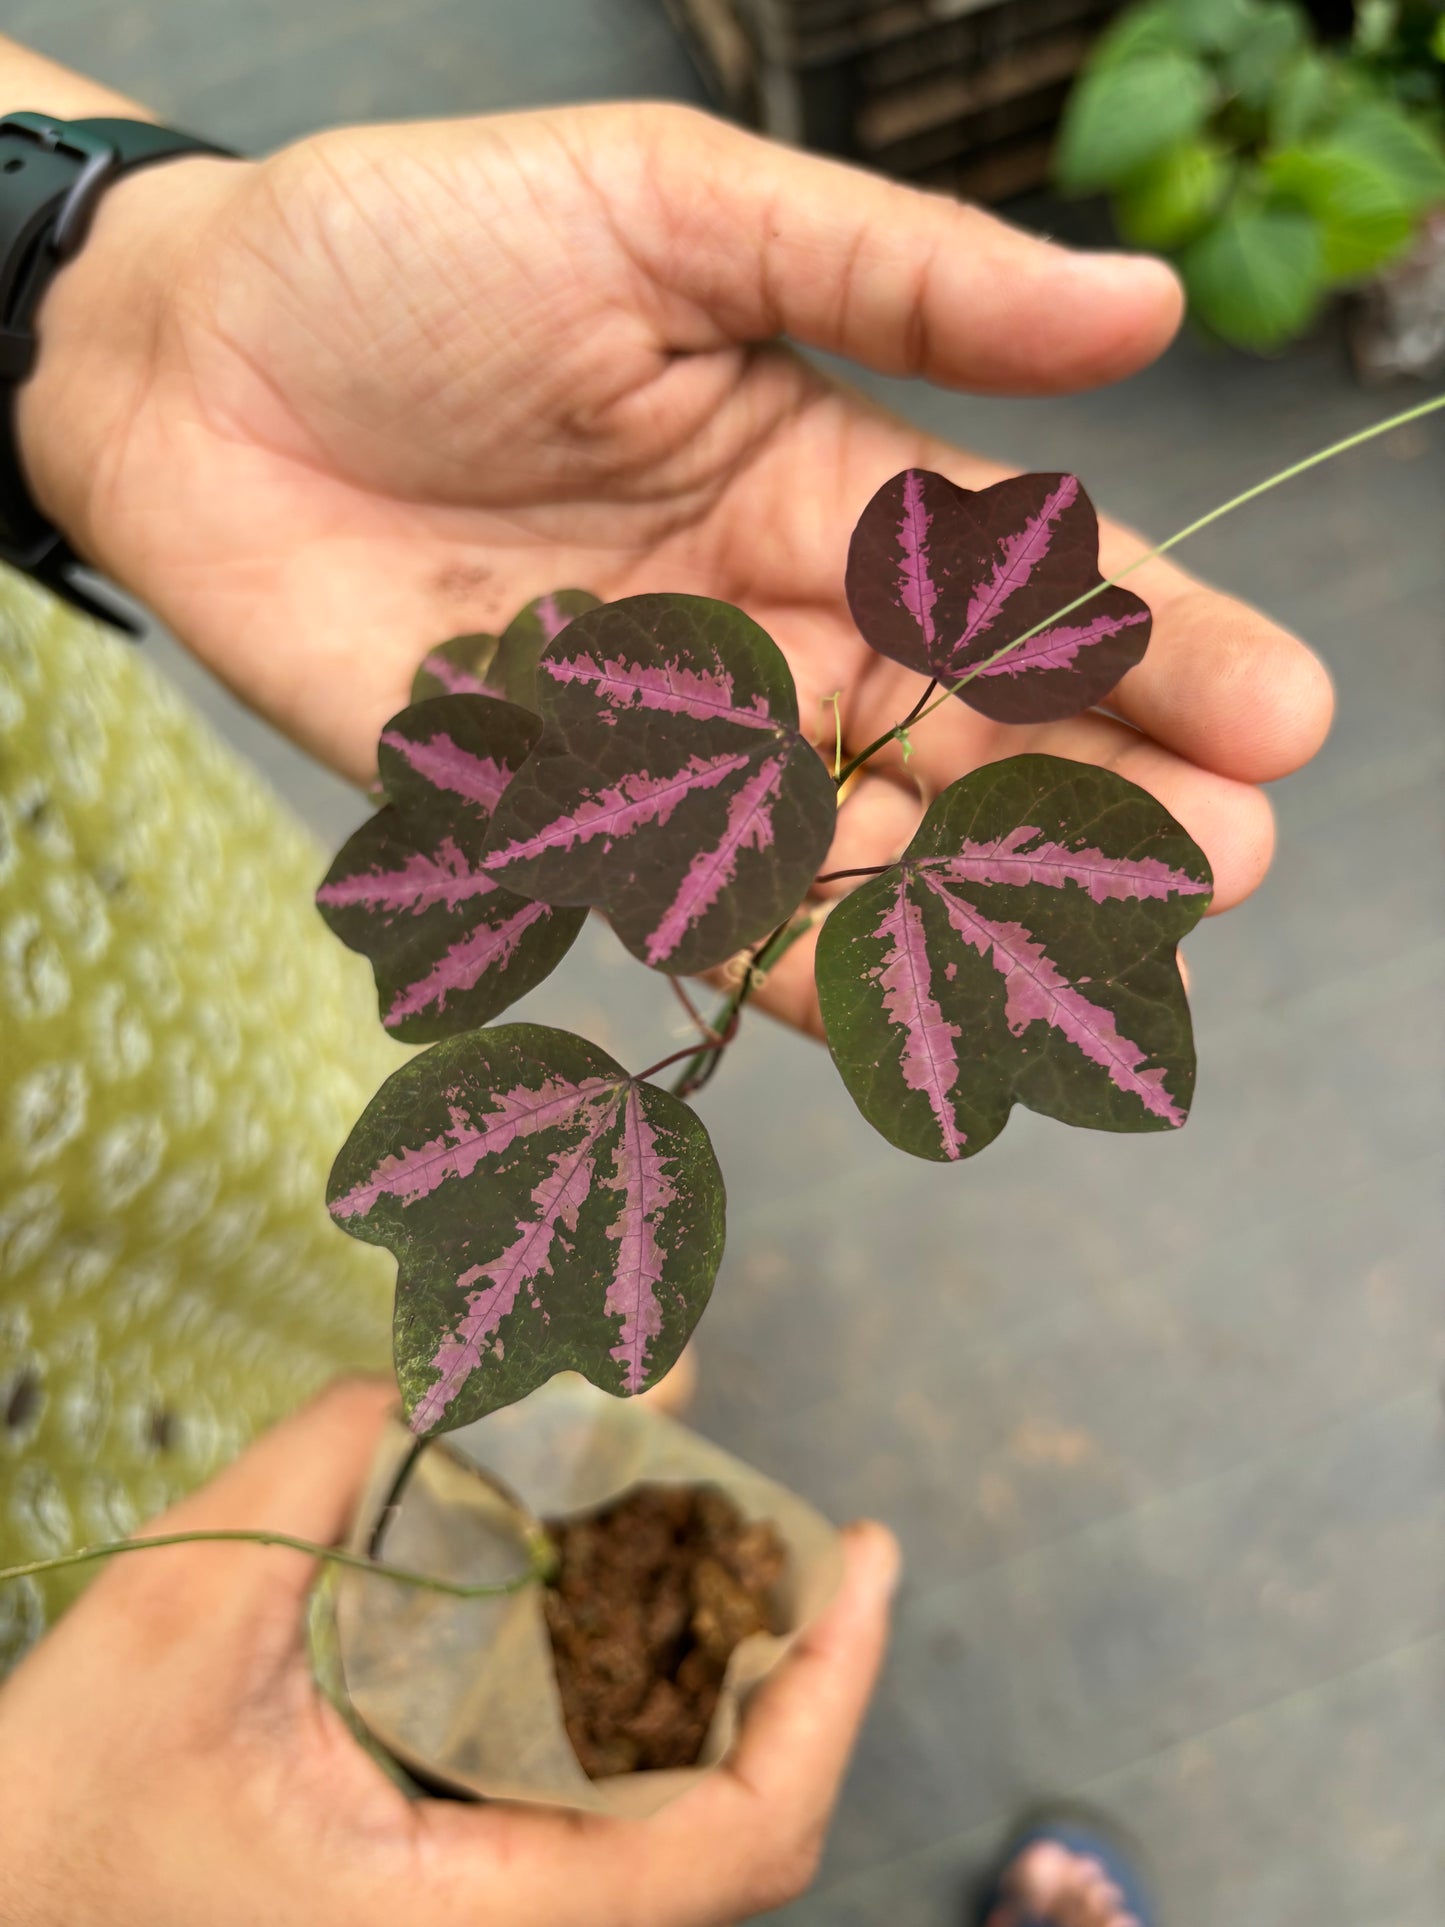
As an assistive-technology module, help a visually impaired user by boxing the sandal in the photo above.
[972,1806,1157,1927]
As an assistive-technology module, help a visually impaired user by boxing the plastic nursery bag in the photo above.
[323,1375,844,1817]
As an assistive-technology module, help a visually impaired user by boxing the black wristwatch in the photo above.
[0,113,235,632]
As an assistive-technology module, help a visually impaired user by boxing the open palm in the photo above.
[31,103,1333,1031]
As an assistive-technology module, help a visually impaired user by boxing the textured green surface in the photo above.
[0,573,406,1671]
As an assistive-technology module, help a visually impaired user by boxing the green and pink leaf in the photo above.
[846,469,1151,724]
[816,755,1211,1161]
[482,594,836,974]
[317,696,585,1042]
[327,1026,725,1433]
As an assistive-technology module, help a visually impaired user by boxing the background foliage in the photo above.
[1056,0,1445,349]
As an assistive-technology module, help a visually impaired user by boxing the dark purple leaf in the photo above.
[846,469,1152,724]
[410,591,601,708]
[317,696,586,1041]
[327,1024,725,1433]
[816,755,1211,1161]
[411,630,502,703]
[480,594,837,975]
[490,588,602,711]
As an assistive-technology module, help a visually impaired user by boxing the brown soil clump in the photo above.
[543,1483,786,1777]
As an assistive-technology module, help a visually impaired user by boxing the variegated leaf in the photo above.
[481,594,837,975]
[411,630,502,703]
[317,697,586,1042]
[410,591,601,706]
[846,469,1152,724]
[489,588,601,711]
[816,755,1211,1162]
[327,1024,725,1434]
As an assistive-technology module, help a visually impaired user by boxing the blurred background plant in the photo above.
[1055,0,1445,354]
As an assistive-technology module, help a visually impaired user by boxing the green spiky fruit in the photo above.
[0,573,405,1671]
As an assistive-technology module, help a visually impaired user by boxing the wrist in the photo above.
[14,151,248,568]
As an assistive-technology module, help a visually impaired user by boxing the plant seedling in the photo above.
[5,394,1440,1644]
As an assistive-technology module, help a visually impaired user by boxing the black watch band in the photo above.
[0,113,236,633]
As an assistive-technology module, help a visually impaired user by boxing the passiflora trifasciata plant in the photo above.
[317,469,1213,1439]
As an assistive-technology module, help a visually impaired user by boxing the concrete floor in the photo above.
[15,4,1445,1922]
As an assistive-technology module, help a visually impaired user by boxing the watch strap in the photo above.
[0,113,236,632]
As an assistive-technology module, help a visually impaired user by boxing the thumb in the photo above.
[634,107,1183,394]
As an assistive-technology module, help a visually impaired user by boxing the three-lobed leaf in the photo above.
[480,594,837,975]
[846,469,1152,725]
[328,1024,725,1434]
[317,696,586,1041]
[816,755,1212,1163]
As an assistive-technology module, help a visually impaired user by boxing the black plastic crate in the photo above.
[664,0,1124,200]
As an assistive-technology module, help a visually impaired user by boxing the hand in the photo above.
[21,101,1333,1031]
[0,1380,899,1927]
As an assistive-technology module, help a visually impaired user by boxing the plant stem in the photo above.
[637,1039,726,1083]
[668,919,793,1099]
[836,678,938,789]
[367,1432,429,1560]
[668,975,724,1046]
[897,393,1445,739]
[0,1526,553,1600]
[814,862,891,886]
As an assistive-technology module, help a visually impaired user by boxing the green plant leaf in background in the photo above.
[1172,0,1276,57]
[1267,50,1344,146]
[1090,2,1186,68]
[1116,139,1233,248]
[1178,199,1324,348]
[1330,96,1445,209]
[1265,144,1417,282]
[1055,52,1217,192]
[1224,2,1310,107]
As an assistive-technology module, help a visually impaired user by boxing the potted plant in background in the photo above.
[1054,0,1445,366]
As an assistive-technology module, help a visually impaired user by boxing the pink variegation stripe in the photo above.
[543,652,772,729]
[644,754,784,964]
[384,900,551,1027]
[896,470,939,644]
[602,1086,676,1391]
[419,653,494,698]
[533,594,568,643]
[956,475,1078,654]
[317,838,497,915]
[409,1101,616,1431]
[971,606,1149,680]
[381,729,513,812]
[485,750,752,869]
[330,1075,617,1219]
[920,874,1185,1124]
[925,827,1208,904]
[872,875,967,1159]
